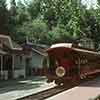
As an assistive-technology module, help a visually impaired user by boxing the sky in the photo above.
[6,0,98,9]
[6,0,26,9]
[82,0,97,9]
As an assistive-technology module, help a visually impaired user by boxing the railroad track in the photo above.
[17,75,99,100]
[17,83,76,100]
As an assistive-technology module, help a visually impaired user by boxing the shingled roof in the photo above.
[23,43,49,56]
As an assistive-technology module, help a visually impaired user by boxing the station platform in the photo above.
[0,76,55,100]
[46,77,100,100]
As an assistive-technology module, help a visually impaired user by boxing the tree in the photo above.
[14,19,48,44]
[27,0,41,20]
[8,0,30,43]
[13,0,83,44]
[0,0,9,34]
[79,7,100,49]
[6,0,100,48]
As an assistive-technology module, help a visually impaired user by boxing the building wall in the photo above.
[14,55,25,69]
[31,51,45,69]
[13,54,26,78]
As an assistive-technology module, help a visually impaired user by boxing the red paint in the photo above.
[60,59,74,70]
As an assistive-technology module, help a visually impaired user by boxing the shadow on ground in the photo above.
[79,76,100,87]
[0,76,47,94]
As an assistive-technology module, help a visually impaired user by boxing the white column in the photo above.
[23,55,26,78]
[12,55,14,78]
[0,55,3,79]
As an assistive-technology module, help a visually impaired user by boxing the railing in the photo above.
[14,64,25,70]
[0,70,8,80]
[13,69,25,79]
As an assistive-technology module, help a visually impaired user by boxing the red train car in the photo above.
[43,43,100,85]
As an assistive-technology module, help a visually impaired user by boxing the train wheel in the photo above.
[55,80,62,86]
[47,79,53,83]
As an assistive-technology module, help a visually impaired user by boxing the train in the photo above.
[43,43,100,85]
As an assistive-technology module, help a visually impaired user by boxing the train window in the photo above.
[85,59,88,63]
[85,59,87,63]
[75,60,78,64]
[48,56,59,69]
[79,55,87,65]
[80,60,83,64]
[42,56,49,68]
[83,60,84,64]
[80,59,88,64]
[49,56,55,66]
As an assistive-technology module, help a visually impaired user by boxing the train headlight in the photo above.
[56,66,66,77]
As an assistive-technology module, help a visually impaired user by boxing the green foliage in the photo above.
[0,0,9,34]
[27,0,41,20]
[27,19,49,43]
[40,0,79,30]
[47,26,65,44]
[1,0,100,47]
[79,8,100,48]
[14,19,48,44]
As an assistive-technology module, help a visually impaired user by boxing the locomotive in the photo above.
[43,43,100,85]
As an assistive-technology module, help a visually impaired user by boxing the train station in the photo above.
[0,76,99,100]
[0,35,100,100]
[46,77,100,100]
[0,0,100,100]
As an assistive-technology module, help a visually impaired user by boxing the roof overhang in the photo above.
[0,35,23,50]
[0,34,13,49]
[0,49,7,55]
[51,43,73,49]
[32,48,47,56]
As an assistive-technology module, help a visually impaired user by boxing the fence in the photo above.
[0,71,8,80]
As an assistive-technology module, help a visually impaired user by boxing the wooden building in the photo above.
[0,35,31,80]
[23,43,48,76]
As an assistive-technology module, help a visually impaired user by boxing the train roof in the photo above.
[48,43,100,56]
[51,43,73,48]
[72,48,100,55]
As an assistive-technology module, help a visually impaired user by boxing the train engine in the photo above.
[43,43,100,85]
